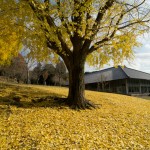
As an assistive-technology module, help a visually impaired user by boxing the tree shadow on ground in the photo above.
[0,82,68,109]
[0,82,99,110]
[0,94,68,109]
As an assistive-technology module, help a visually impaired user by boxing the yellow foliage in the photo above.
[0,32,21,65]
[0,0,149,67]
[87,32,141,68]
[0,0,24,65]
[0,82,150,149]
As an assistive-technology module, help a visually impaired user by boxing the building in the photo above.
[84,66,150,95]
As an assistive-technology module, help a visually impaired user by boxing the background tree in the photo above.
[0,54,27,83]
[43,63,55,85]
[55,60,67,86]
[0,0,23,65]
[22,52,37,84]
[25,57,37,84]
[43,64,55,75]
[31,63,42,84]
[1,0,150,108]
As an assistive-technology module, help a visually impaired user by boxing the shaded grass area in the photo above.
[0,82,150,149]
[0,82,67,109]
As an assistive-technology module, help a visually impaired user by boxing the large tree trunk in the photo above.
[66,54,95,109]
[54,52,96,109]
[68,59,85,106]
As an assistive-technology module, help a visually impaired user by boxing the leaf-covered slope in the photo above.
[0,82,150,149]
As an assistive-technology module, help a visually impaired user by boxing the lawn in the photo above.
[0,82,150,149]
[137,96,150,101]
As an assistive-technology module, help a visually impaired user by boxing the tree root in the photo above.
[70,99,100,110]
[54,97,101,110]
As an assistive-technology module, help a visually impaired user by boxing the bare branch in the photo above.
[116,0,146,13]
[82,0,115,54]
[92,0,115,36]
[88,12,125,54]
[118,19,150,30]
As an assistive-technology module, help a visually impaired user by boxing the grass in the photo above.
[0,81,150,149]
[137,96,150,101]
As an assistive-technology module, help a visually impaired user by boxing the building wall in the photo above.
[85,78,150,95]
[127,79,150,95]
[85,79,127,94]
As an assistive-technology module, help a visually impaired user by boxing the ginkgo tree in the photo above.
[1,0,150,109]
[0,0,23,65]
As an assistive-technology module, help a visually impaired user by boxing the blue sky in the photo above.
[85,33,150,73]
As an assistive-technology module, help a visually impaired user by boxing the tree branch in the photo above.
[118,19,150,30]
[27,0,72,57]
[91,0,115,36]
[87,0,149,55]
[116,0,146,13]
[88,12,125,54]
[82,0,115,54]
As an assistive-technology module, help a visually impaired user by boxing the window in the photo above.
[129,86,140,93]
[128,79,139,85]
[148,87,150,93]
[141,86,148,93]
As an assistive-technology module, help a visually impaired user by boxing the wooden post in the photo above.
[139,80,141,94]
[126,79,128,95]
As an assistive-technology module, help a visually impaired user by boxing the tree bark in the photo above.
[68,60,85,105]
[66,53,95,109]
[54,52,96,109]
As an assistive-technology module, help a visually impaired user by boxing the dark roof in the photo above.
[122,67,150,80]
[84,66,150,84]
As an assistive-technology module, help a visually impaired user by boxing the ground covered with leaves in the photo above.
[0,82,150,149]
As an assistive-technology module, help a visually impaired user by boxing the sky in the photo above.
[85,33,150,73]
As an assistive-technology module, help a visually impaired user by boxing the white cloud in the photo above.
[145,44,150,49]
